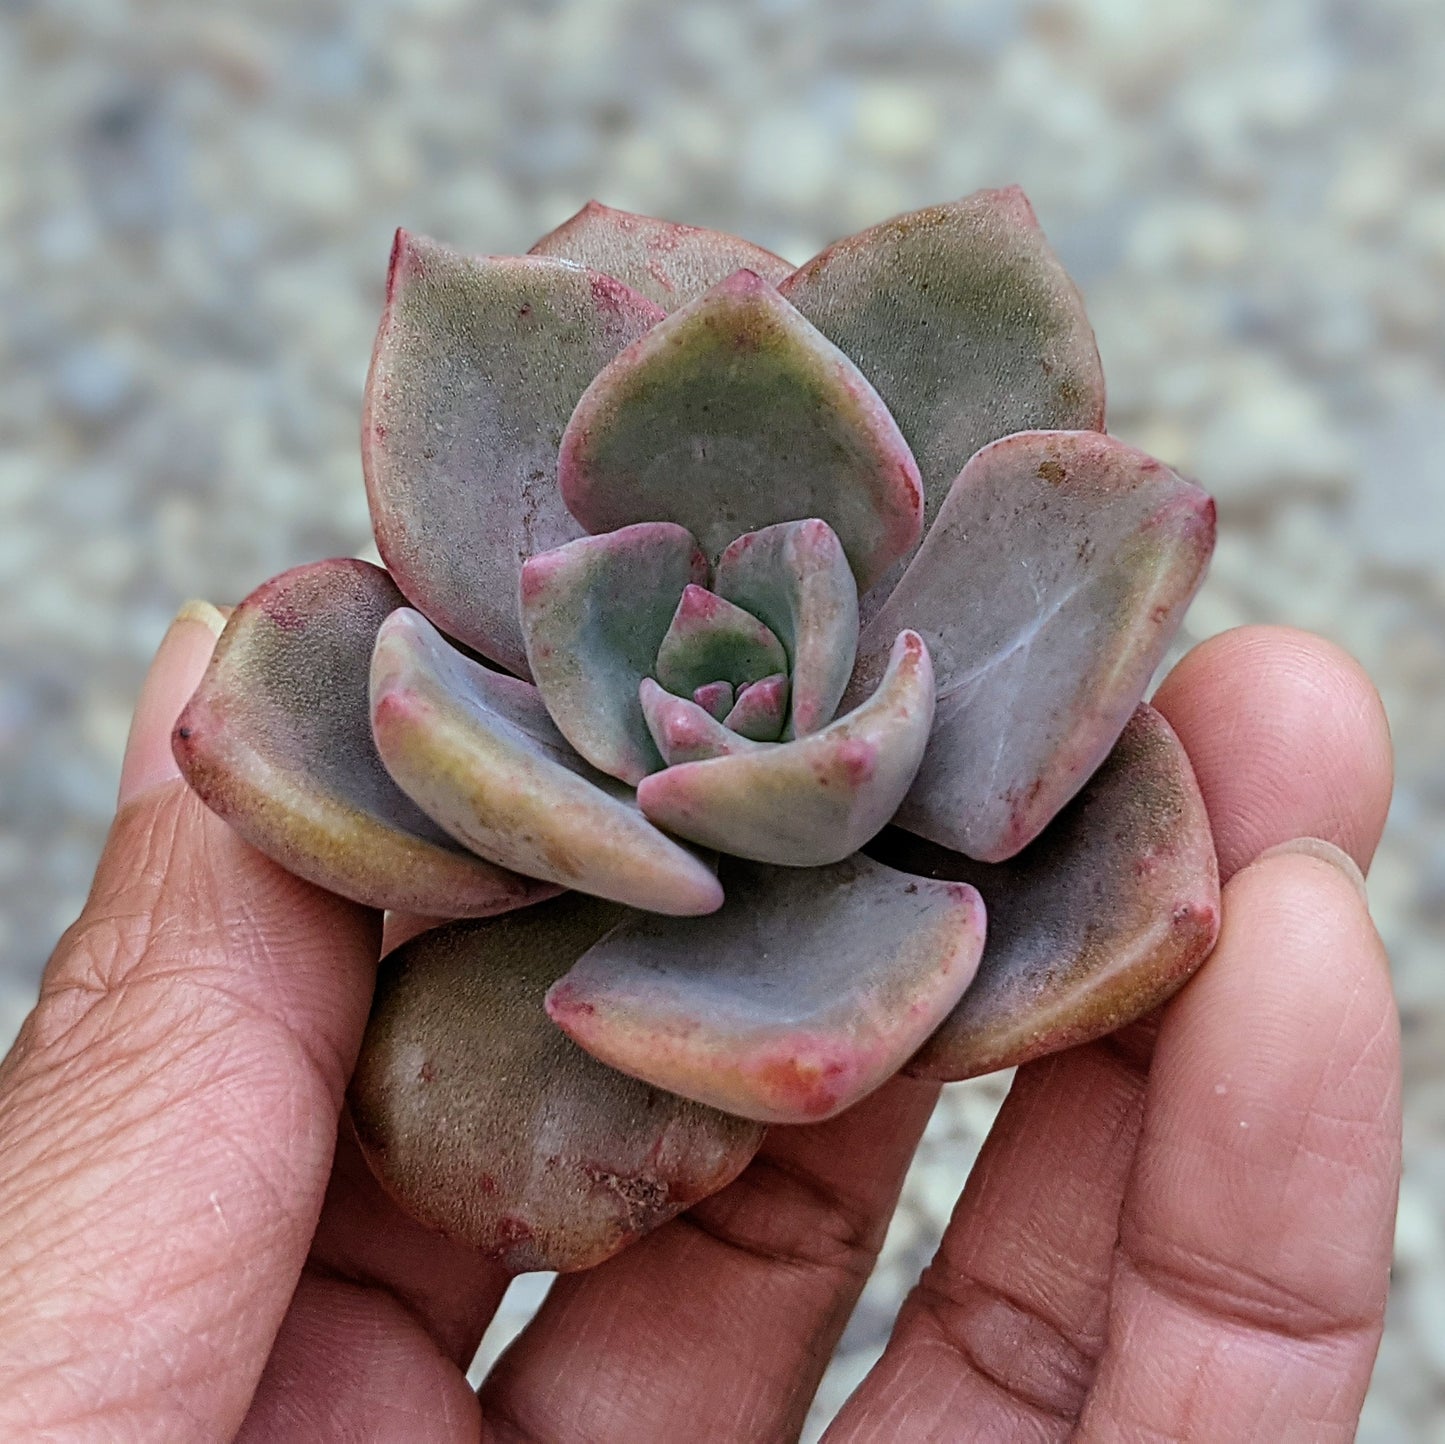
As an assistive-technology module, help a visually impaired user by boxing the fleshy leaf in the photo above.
[363,233,664,675]
[691,681,734,721]
[846,430,1215,862]
[723,674,789,741]
[558,269,924,590]
[547,855,985,1124]
[872,705,1220,1081]
[172,560,555,916]
[529,200,793,312]
[654,586,789,698]
[714,519,859,737]
[520,524,709,784]
[371,608,723,916]
[351,902,764,1274]
[781,187,1106,606]
[639,680,765,765]
[637,631,934,866]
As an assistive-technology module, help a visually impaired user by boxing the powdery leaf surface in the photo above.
[714,518,859,738]
[781,186,1106,611]
[559,269,923,590]
[638,630,934,866]
[848,430,1215,862]
[371,607,722,916]
[520,522,708,784]
[351,902,765,1273]
[173,559,554,916]
[530,200,793,311]
[364,234,663,675]
[877,704,1220,1081]
[547,854,985,1123]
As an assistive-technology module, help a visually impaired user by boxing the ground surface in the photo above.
[2,0,1441,1436]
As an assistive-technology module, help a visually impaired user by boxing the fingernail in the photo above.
[118,600,227,808]
[1256,836,1370,902]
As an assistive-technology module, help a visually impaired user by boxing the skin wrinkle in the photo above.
[1071,860,1398,1441]
[909,1272,1092,1419]
[0,785,380,1438]
[241,1274,482,1443]
[1082,1289,1374,1444]
[679,1148,890,1276]
[3,1083,315,1348]
[31,808,360,1101]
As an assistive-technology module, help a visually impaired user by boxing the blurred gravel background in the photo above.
[1,0,1441,1435]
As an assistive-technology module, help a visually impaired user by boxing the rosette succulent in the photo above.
[173,188,1221,1275]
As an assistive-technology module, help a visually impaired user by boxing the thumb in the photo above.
[0,601,382,1439]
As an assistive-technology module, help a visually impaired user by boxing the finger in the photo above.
[242,909,512,1434]
[236,1115,510,1439]
[480,1074,941,1443]
[237,1257,484,1443]
[0,604,383,1439]
[1076,846,1399,1440]
[1151,625,1393,877]
[826,625,1393,1440]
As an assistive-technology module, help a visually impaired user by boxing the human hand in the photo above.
[0,607,1397,1442]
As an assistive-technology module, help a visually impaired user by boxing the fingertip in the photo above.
[118,601,228,808]
[1255,835,1369,902]
[1152,846,1398,1206]
[1151,625,1393,878]
[1079,829,1400,1439]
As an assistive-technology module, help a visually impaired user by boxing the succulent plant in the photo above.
[173,188,1221,1276]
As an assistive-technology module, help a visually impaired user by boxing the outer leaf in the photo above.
[714,519,859,737]
[876,705,1220,1081]
[547,855,985,1124]
[637,631,934,866]
[639,680,765,765]
[654,586,788,698]
[781,187,1106,607]
[558,269,924,590]
[847,431,1215,862]
[351,903,764,1274]
[363,233,664,675]
[172,560,555,916]
[722,674,789,742]
[529,200,792,312]
[371,609,723,916]
[520,524,709,784]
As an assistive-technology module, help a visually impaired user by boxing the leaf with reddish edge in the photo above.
[559,269,924,590]
[639,680,765,765]
[637,631,934,866]
[520,523,708,784]
[846,430,1215,863]
[172,560,556,917]
[351,901,764,1274]
[691,681,734,721]
[546,855,985,1125]
[781,187,1106,613]
[363,233,664,676]
[654,585,789,698]
[714,518,859,737]
[371,608,723,916]
[872,704,1220,1081]
[723,674,789,741]
[529,200,793,312]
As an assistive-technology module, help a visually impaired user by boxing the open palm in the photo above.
[0,619,1398,1442]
